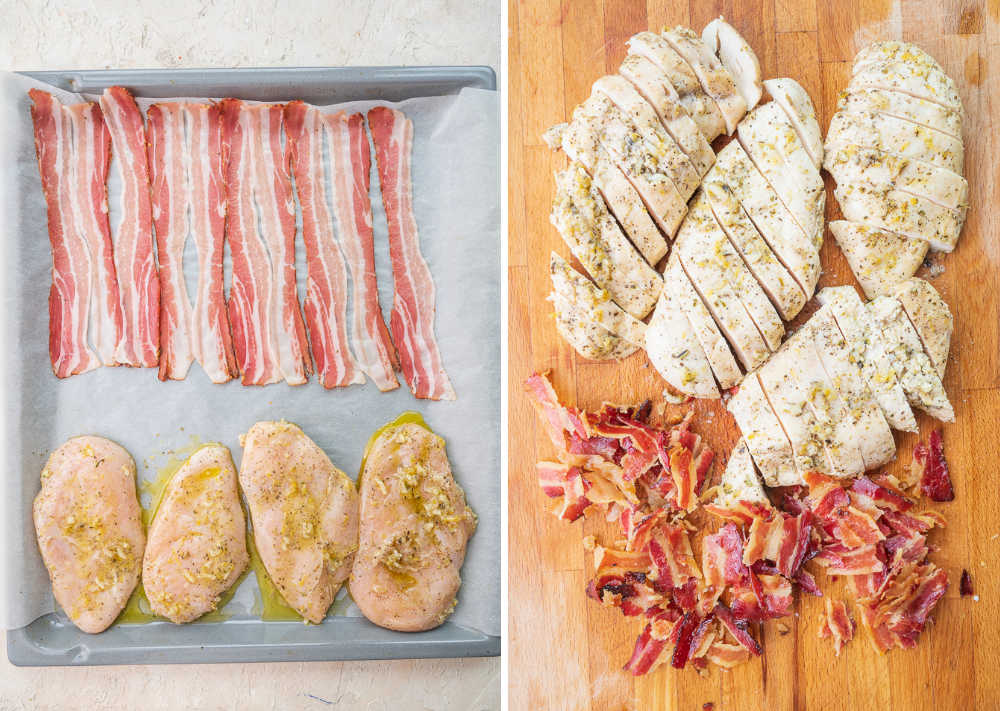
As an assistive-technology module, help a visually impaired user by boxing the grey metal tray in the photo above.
[7,65,498,666]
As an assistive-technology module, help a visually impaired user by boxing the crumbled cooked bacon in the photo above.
[714,602,762,656]
[704,498,774,526]
[960,569,974,597]
[913,429,955,501]
[818,599,854,656]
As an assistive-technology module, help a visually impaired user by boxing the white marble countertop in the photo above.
[0,1,499,708]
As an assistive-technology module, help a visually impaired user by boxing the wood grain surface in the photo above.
[507,1,1000,709]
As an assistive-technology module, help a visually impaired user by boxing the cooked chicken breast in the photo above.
[851,42,963,112]
[664,255,742,389]
[550,121,668,264]
[727,373,799,486]
[737,101,825,249]
[662,26,747,134]
[890,277,952,379]
[712,438,768,507]
[828,221,929,299]
[142,444,248,624]
[351,422,477,632]
[550,163,662,319]
[33,436,144,634]
[710,141,821,296]
[702,18,763,110]
[239,421,359,623]
[817,286,918,432]
[551,290,638,361]
[549,252,647,346]
[626,31,727,140]
[702,179,808,321]
[763,78,824,167]
[826,110,964,174]
[836,88,962,141]
[645,288,719,399]
[618,53,715,177]
[866,296,954,422]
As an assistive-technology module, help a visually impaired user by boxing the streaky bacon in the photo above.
[818,598,854,656]
[99,86,159,367]
[523,372,587,448]
[856,561,948,652]
[813,543,885,576]
[322,110,399,390]
[285,101,364,388]
[623,609,679,675]
[704,499,774,526]
[743,511,813,578]
[706,640,751,668]
[368,106,455,400]
[714,603,762,656]
[913,430,954,501]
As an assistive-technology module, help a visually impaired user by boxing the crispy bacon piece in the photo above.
[818,599,854,656]
[624,609,679,675]
[714,602,762,656]
[856,561,948,652]
[704,499,774,526]
[743,511,813,578]
[913,430,955,501]
[960,569,974,597]
[670,612,702,668]
[524,372,588,448]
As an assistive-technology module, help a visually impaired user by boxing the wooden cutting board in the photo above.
[508,1,1000,708]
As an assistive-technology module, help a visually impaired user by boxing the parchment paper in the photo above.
[0,72,500,636]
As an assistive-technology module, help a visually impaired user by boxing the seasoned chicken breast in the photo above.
[828,221,929,299]
[142,444,248,624]
[836,88,962,141]
[239,421,359,624]
[826,110,963,174]
[712,438,768,508]
[763,78,824,168]
[351,421,477,632]
[702,18,763,110]
[727,373,799,486]
[645,288,719,399]
[890,277,952,379]
[33,436,144,634]
[551,290,638,361]
[549,252,647,346]
[662,26,747,134]
[851,42,963,112]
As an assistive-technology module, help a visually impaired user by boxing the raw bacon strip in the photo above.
[29,90,121,376]
[221,99,312,385]
[285,101,364,388]
[368,106,455,400]
[99,87,159,367]
[323,111,399,390]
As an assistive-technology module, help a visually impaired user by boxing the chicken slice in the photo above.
[551,290,638,361]
[550,163,662,319]
[853,40,950,76]
[240,421,360,623]
[550,252,647,346]
[662,26,747,134]
[713,438,768,507]
[837,88,962,141]
[824,145,968,210]
[33,436,144,634]
[645,288,719,399]
[549,121,668,264]
[737,101,825,249]
[352,421,477,632]
[664,255,742,389]
[866,296,954,422]
[702,18,763,110]
[703,179,807,320]
[826,110,964,174]
[851,41,963,112]
[817,286,918,432]
[592,75,701,198]
[626,31,727,140]
[890,278,952,379]
[142,444,248,624]
[710,141,821,297]
[763,78,824,168]
[833,180,964,253]
[618,54,715,177]
[828,220,929,298]
[572,95,688,237]
[727,373,799,486]
[810,308,896,472]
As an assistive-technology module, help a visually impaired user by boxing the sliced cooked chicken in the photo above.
[550,163,662,319]
[33,436,144,634]
[712,438,768,507]
[550,121,668,264]
[890,278,952,379]
[851,42,963,112]
[711,141,821,297]
[853,40,951,77]
[833,180,964,252]
[676,193,784,353]
[549,252,647,346]
[352,421,477,632]
[645,289,719,399]
[702,17,763,110]
[866,296,954,422]
[664,256,742,389]
[763,78,824,168]
[662,26,747,134]
[551,290,638,361]
[142,444,248,624]
[627,31,727,140]
[592,75,701,198]
[727,373,799,486]
[828,221,929,299]
[703,179,808,320]
[737,101,825,249]
[824,145,968,210]
[618,54,715,177]
[817,286,918,432]
[240,421,360,624]
[836,88,962,141]
[572,95,688,237]
[826,110,964,173]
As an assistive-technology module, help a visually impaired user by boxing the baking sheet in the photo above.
[0,67,499,664]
